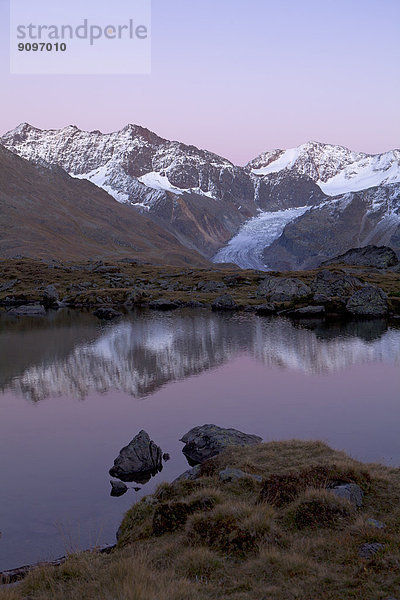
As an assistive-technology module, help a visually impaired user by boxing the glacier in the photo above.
[212,206,310,270]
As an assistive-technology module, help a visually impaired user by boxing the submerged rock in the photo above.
[180,424,262,465]
[110,480,128,497]
[109,430,163,483]
[346,285,388,317]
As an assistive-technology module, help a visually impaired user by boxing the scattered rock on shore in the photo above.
[42,284,60,309]
[180,424,262,465]
[346,285,388,317]
[257,277,311,302]
[329,483,363,508]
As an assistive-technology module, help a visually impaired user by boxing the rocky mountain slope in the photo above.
[0,124,327,258]
[2,125,400,269]
[262,183,400,270]
[0,144,209,265]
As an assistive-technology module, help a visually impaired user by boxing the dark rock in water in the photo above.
[257,277,311,302]
[110,480,128,497]
[7,304,46,317]
[93,307,122,320]
[180,424,262,465]
[311,270,363,300]
[109,430,163,483]
[346,285,388,317]
[42,284,60,309]
[323,245,398,269]
[358,542,385,559]
[148,299,181,310]
[285,305,326,317]
[254,303,276,315]
[211,294,237,311]
[163,453,170,462]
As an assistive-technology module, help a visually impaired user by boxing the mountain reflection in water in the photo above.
[1,309,399,403]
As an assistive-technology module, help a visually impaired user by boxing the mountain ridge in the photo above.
[2,123,400,269]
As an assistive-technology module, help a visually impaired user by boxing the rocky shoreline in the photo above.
[0,246,399,321]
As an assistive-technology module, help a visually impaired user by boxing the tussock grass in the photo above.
[2,440,400,599]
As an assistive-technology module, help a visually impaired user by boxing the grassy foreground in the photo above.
[2,441,400,599]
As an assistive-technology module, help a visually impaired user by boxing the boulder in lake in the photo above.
[346,285,388,317]
[211,294,237,311]
[180,424,262,465]
[93,307,122,320]
[110,480,128,497]
[148,299,181,311]
[7,304,46,317]
[109,430,163,483]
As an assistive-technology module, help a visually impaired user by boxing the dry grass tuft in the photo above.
[284,488,355,529]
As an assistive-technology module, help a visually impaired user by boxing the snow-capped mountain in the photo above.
[2,124,399,268]
[249,141,400,196]
[1,123,263,257]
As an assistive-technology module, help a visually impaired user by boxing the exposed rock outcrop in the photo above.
[257,277,311,302]
[323,245,398,269]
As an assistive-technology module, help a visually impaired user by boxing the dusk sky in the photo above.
[1,0,399,164]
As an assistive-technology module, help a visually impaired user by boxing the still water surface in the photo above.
[0,309,399,571]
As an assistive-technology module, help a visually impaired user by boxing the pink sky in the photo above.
[1,0,399,164]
